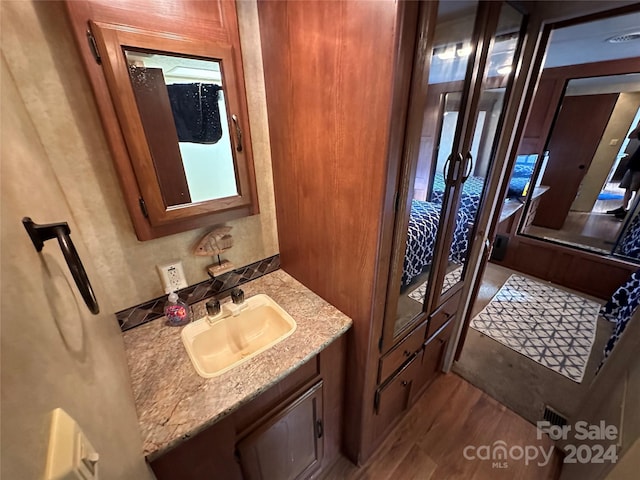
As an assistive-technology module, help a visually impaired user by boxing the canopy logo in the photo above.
[463,441,554,469]
[463,421,619,469]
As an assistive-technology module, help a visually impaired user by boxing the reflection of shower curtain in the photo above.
[167,83,223,144]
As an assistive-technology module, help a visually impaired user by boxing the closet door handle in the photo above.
[231,114,243,152]
[22,217,100,315]
[444,152,463,186]
[462,152,473,183]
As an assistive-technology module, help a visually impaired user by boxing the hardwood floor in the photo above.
[323,374,562,480]
[526,211,622,253]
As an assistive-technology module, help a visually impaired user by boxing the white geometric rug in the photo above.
[470,275,601,383]
[408,265,463,303]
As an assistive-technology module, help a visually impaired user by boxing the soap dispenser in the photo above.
[164,291,190,327]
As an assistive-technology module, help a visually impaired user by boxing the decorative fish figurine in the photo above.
[194,226,234,256]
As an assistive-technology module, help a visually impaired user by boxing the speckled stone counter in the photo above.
[122,269,352,459]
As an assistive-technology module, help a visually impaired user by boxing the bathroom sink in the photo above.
[181,294,297,378]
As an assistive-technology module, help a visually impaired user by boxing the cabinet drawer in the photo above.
[378,321,427,383]
[373,353,421,438]
[427,290,461,339]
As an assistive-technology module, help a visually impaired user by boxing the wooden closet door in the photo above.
[533,93,618,229]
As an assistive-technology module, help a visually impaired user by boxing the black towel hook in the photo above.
[22,217,100,315]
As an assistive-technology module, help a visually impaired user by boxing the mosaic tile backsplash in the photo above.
[116,255,280,331]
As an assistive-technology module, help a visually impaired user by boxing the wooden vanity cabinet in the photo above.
[149,336,345,480]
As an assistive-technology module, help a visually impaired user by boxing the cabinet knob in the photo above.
[401,380,409,387]
[403,350,411,357]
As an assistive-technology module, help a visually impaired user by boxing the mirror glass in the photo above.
[125,50,238,207]
[508,9,640,265]
[392,1,523,338]
[614,197,640,261]
[436,3,521,303]
[393,0,480,336]
[520,74,640,254]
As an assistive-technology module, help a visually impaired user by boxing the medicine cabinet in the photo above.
[66,1,258,240]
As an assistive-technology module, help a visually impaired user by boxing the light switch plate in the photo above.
[45,408,99,480]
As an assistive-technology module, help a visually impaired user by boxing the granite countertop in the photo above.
[122,269,352,460]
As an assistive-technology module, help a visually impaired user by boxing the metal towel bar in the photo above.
[22,217,99,314]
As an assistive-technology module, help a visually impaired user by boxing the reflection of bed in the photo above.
[430,172,484,218]
[599,269,640,371]
[507,154,537,198]
[402,200,472,288]
[618,213,640,260]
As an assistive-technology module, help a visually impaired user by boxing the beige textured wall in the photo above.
[2,0,278,313]
[572,92,640,212]
[1,52,152,479]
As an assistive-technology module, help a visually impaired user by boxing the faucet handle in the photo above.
[206,298,221,316]
[231,288,244,305]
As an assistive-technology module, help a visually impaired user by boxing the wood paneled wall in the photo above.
[258,0,417,463]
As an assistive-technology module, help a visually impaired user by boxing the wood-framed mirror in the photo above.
[89,21,258,232]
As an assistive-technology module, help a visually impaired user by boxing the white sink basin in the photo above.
[181,294,297,378]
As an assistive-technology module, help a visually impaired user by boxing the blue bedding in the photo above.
[617,213,640,260]
[506,155,537,198]
[430,172,484,219]
[402,200,472,288]
[598,269,640,372]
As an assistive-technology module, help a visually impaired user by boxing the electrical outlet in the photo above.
[157,261,188,293]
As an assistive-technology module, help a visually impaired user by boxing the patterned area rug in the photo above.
[471,275,601,383]
[408,265,463,303]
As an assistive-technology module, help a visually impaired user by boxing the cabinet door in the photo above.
[412,321,455,403]
[150,415,242,480]
[430,3,527,306]
[381,1,527,349]
[237,382,324,480]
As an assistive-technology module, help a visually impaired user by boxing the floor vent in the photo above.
[543,406,568,427]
